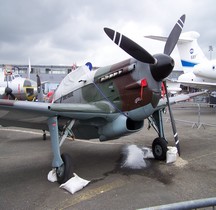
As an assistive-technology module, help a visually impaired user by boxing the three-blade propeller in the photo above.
[104,14,186,156]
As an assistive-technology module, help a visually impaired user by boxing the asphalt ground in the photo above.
[0,102,216,210]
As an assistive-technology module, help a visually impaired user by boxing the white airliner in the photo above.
[145,31,216,91]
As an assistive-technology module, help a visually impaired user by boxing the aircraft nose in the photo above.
[23,79,37,101]
[150,54,174,82]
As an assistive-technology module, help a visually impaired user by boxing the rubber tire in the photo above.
[152,137,168,161]
[56,153,74,184]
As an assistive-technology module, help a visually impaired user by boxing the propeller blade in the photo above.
[164,14,186,55]
[36,74,44,102]
[104,27,155,64]
[163,81,180,156]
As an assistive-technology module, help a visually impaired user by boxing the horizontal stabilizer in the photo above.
[145,31,200,44]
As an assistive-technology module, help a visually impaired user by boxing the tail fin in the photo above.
[27,58,31,79]
[145,31,208,69]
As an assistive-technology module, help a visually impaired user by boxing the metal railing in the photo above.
[165,102,216,129]
[138,197,216,210]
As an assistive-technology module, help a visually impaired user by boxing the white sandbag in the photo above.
[166,146,178,164]
[60,173,90,194]
[142,147,154,159]
[47,169,57,182]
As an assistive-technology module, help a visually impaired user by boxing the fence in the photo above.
[165,102,216,129]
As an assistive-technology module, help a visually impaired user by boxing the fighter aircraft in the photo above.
[0,65,38,100]
[0,15,203,184]
[145,31,216,91]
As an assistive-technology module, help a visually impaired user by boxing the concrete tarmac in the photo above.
[0,103,216,210]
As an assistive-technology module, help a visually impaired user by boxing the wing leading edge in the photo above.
[156,91,206,110]
[0,100,117,130]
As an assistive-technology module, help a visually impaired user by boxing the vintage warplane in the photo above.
[0,14,203,184]
[0,64,38,101]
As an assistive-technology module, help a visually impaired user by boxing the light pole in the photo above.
[209,45,213,60]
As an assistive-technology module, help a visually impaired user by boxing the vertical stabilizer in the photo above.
[145,31,208,73]
[177,31,208,68]
[28,58,31,79]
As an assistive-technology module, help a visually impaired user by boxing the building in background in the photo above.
[0,64,74,94]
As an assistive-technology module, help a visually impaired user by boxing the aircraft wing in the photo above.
[0,91,206,130]
[0,99,116,130]
[156,91,206,110]
[178,80,216,91]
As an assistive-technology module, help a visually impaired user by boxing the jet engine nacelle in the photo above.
[98,115,144,141]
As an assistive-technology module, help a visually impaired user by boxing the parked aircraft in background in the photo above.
[0,64,38,100]
[145,31,216,91]
[0,15,204,184]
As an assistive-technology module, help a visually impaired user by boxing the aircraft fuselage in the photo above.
[53,58,161,118]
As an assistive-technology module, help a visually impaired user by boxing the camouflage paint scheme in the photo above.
[0,15,203,180]
[0,15,187,143]
[54,58,161,114]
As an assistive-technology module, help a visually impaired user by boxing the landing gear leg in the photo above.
[48,116,73,184]
[42,130,46,141]
[148,110,168,160]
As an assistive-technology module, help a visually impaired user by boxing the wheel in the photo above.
[56,153,74,184]
[152,137,168,161]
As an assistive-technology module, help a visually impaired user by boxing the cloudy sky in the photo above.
[0,0,215,67]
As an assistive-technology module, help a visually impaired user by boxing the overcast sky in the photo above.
[0,0,215,67]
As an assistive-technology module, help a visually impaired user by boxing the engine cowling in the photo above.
[98,115,144,141]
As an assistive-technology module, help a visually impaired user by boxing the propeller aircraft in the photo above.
[0,65,38,101]
[0,15,204,184]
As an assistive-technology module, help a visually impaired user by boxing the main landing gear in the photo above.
[149,82,181,160]
[56,154,74,184]
[148,109,168,161]
[48,116,75,184]
[152,137,167,160]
